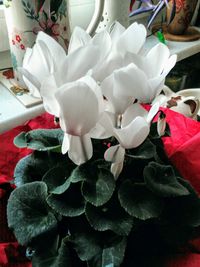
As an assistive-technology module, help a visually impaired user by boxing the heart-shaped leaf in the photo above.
[85,198,133,236]
[14,129,63,152]
[82,167,115,207]
[14,151,66,187]
[68,232,101,261]
[7,182,57,245]
[118,181,163,220]
[144,162,190,197]
[47,184,85,217]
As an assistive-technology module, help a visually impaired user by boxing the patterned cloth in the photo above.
[1,109,200,266]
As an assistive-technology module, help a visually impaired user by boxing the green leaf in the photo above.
[47,184,85,217]
[81,166,115,207]
[102,237,127,267]
[162,177,200,227]
[68,232,101,261]
[32,237,72,267]
[14,151,66,187]
[14,129,63,152]
[7,182,57,245]
[85,197,133,236]
[69,164,89,183]
[88,237,127,267]
[42,164,72,194]
[144,162,190,197]
[118,181,163,220]
[127,138,156,160]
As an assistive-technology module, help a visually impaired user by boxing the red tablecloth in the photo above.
[1,109,200,266]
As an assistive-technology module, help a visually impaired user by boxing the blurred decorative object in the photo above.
[153,86,200,119]
[130,0,200,42]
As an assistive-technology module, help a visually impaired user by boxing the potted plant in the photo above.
[6,22,200,267]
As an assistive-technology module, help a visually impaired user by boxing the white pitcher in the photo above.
[95,0,130,32]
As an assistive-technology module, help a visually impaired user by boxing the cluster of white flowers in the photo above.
[20,22,177,178]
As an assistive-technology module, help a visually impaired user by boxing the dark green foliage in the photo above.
[7,124,200,267]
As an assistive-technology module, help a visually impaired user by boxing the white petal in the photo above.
[146,43,170,78]
[101,74,134,114]
[61,45,100,83]
[146,102,160,123]
[91,30,111,61]
[55,76,102,136]
[92,53,123,82]
[109,21,125,43]
[115,22,147,55]
[157,116,166,137]
[22,43,50,85]
[111,161,124,180]
[68,26,91,54]
[113,64,149,102]
[68,134,93,165]
[37,31,66,63]
[40,75,60,116]
[37,40,54,74]
[89,112,113,139]
[104,145,125,163]
[19,67,41,98]
[121,103,148,127]
[115,117,149,149]
[62,133,70,154]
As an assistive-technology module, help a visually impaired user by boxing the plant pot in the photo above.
[167,0,198,35]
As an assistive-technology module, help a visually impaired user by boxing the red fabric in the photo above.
[0,113,57,267]
[1,109,200,266]
[161,108,200,194]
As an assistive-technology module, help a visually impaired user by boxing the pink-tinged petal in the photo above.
[62,133,70,154]
[101,74,134,114]
[146,43,170,78]
[111,161,124,180]
[146,102,160,123]
[68,134,93,165]
[40,75,60,116]
[55,76,102,136]
[109,21,125,43]
[115,22,147,55]
[113,63,149,102]
[104,145,125,163]
[114,117,149,149]
[61,45,100,83]
[121,103,148,127]
[68,27,91,54]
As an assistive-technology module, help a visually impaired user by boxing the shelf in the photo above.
[0,83,44,134]
[143,28,200,61]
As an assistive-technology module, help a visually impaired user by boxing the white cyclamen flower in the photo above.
[21,31,101,101]
[54,76,104,165]
[92,102,160,178]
